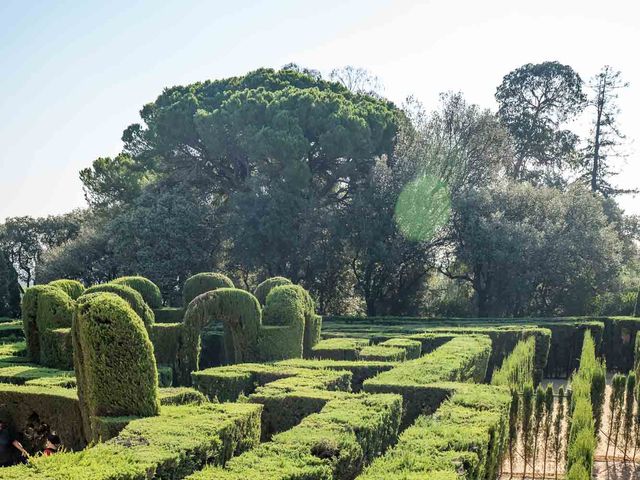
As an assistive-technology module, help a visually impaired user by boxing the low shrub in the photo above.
[311,338,369,361]
[0,364,73,385]
[111,275,163,308]
[39,327,73,370]
[158,387,207,406]
[183,272,234,306]
[378,337,421,359]
[83,283,155,327]
[277,359,396,392]
[48,279,85,300]
[358,345,406,362]
[73,292,159,438]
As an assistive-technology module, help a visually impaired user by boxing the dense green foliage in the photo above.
[83,283,155,327]
[73,292,159,436]
[47,279,85,300]
[491,337,535,390]
[111,275,163,308]
[566,332,602,477]
[254,276,292,305]
[183,272,234,306]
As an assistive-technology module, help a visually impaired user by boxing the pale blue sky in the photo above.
[1,0,638,221]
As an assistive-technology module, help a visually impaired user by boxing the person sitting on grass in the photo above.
[0,420,29,467]
[43,433,61,456]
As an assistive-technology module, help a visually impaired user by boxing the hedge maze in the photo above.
[1,272,640,478]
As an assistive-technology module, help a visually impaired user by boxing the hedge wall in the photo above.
[187,393,402,480]
[21,285,75,365]
[72,292,159,438]
[378,337,421,359]
[111,275,163,309]
[0,383,87,450]
[1,402,262,480]
[359,383,511,480]
[363,335,492,424]
[154,307,184,323]
[311,337,370,361]
[183,272,234,306]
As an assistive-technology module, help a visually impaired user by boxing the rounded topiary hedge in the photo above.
[83,284,155,328]
[254,277,292,306]
[111,276,163,308]
[22,285,75,364]
[73,292,159,432]
[48,279,85,300]
[183,272,234,306]
[175,288,262,385]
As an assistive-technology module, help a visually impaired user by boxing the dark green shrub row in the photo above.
[0,383,87,451]
[183,272,234,306]
[378,337,421,359]
[83,283,155,328]
[149,322,182,367]
[48,279,85,300]
[187,393,403,480]
[359,383,511,480]
[277,359,397,392]
[566,331,605,479]
[0,320,23,339]
[364,335,492,424]
[72,293,159,439]
[1,402,262,480]
[311,337,370,361]
[40,327,73,370]
[111,275,163,308]
[154,307,184,323]
[491,337,536,391]
[0,340,26,357]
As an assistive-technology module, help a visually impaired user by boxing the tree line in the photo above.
[1,62,638,316]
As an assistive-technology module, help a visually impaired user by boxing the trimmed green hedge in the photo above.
[111,275,163,308]
[187,393,402,480]
[40,327,73,370]
[0,320,24,339]
[358,345,406,362]
[378,337,421,359]
[21,285,75,365]
[83,283,155,327]
[359,383,511,480]
[277,358,396,392]
[364,335,492,424]
[183,272,234,306]
[0,383,87,450]
[1,402,262,480]
[254,276,292,305]
[158,387,207,406]
[154,307,184,323]
[491,336,535,391]
[73,292,159,438]
[176,288,262,385]
[48,279,85,300]
[312,338,370,361]
[149,322,182,367]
